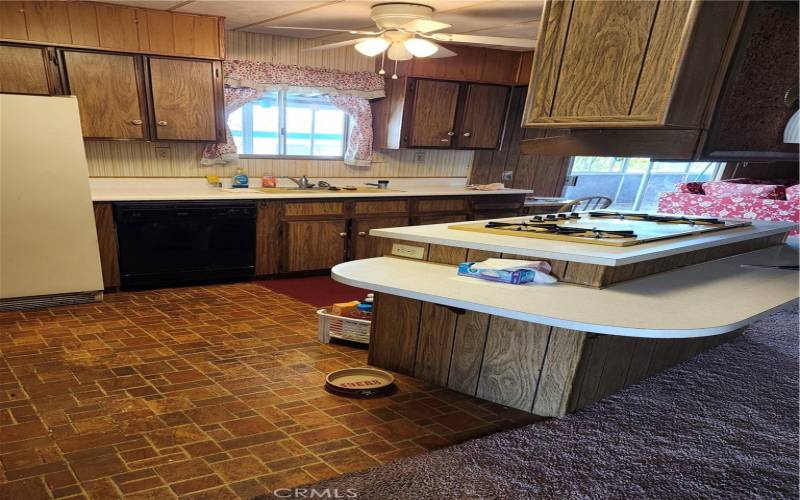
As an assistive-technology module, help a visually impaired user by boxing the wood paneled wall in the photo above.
[85,31,473,178]
[469,86,571,196]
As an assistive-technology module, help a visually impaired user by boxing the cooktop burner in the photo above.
[586,212,725,225]
[484,221,636,239]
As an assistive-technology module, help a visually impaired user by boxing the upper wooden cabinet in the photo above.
[60,50,146,139]
[523,0,741,129]
[148,57,223,141]
[374,78,510,150]
[0,1,224,59]
[0,44,56,95]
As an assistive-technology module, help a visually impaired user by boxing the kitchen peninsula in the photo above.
[332,214,798,417]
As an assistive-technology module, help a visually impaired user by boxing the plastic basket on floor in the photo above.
[317,308,371,344]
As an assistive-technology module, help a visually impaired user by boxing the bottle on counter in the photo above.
[232,168,249,189]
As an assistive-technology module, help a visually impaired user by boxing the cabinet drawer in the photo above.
[284,201,345,217]
[416,198,467,213]
[353,200,409,215]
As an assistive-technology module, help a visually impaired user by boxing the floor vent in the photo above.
[0,291,102,312]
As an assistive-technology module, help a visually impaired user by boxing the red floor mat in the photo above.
[255,276,370,307]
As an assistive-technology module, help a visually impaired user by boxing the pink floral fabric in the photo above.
[658,192,799,235]
[702,181,787,200]
[786,185,800,203]
[202,60,385,166]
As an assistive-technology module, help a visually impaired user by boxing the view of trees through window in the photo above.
[564,157,723,212]
[227,91,348,157]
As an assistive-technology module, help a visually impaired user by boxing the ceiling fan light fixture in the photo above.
[354,37,390,56]
[404,38,438,57]
[387,42,413,61]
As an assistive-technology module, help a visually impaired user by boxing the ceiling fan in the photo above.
[269,3,535,70]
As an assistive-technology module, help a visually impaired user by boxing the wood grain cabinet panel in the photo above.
[61,51,145,139]
[67,2,100,47]
[351,216,410,260]
[93,202,120,289]
[148,57,219,141]
[0,2,28,40]
[456,84,509,149]
[524,0,742,129]
[407,79,460,147]
[144,10,175,54]
[0,45,51,95]
[283,220,347,272]
[23,1,71,44]
[96,4,142,51]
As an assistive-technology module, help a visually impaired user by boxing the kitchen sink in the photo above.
[222,187,404,194]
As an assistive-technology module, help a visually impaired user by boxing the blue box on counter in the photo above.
[456,262,540,285]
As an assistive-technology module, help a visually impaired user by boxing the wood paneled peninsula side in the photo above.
[332,216,797,417]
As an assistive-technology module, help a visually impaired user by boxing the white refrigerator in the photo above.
[0,94,104,310]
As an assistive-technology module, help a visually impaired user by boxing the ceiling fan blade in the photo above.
[267,26,382,35]
[429,33,535,49]
[429,42,457,58]
[400,18,452,33]
[303,38,370,52]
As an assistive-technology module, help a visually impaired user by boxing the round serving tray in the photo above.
[325,367,396,398]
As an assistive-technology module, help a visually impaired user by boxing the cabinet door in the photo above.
[415,214,469,225]
[456,84,510,149]
[352,216,410,260]
[23,1,72,44]
[284,220,347,272]
[0,2,28,40]
[0,45,51,95]
[93,202,120,289]
[407,79,460,147]
[61,51,146,139]
[148,57,220,141]
[96,4,142,51]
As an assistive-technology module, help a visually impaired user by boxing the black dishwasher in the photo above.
[115,201,256,289]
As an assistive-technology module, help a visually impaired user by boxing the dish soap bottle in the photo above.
[232,168,249,189]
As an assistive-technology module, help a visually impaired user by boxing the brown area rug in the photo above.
[280,306,800,499]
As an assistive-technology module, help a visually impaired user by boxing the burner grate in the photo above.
[484,221,636,239]
[587,212,724,225]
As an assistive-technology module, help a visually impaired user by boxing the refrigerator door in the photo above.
[0,95,103,300]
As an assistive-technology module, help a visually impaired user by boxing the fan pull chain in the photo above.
[378,52,386,76]
[391,60,399,80]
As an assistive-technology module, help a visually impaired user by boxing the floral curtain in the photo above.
[201,60,385,167]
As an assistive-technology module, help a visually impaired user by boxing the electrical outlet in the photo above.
[501,170,514,182]
[413,151,426,165]
[155,146,171,161]
[391,243,426,260]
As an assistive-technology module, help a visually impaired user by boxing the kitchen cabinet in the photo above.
[0,44,56,95]
[61,50,146,139]
[148,57,223,141]
[283,220,348,272]
[374,78,510,150]
[93,202,120,289]
[351,216,410,260]
[0,1,224,60]
[523,0,741,129]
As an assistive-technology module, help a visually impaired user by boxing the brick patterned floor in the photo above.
[0,283,537,499]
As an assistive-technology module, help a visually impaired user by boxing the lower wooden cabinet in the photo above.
[0,44,55,95]
[283,220,348,272]
[92,202,120,289]
[351,216,410,260]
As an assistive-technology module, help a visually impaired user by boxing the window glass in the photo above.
[565,157,723,212]
[227,91,347,158]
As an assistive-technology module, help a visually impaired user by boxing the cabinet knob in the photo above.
[157,120,168,127]
[463,132,472,137]
[358,231,367,237]
[440,138,449,142]
[130,119,143,125]
[447,131,455,136]
[338,232,347,237]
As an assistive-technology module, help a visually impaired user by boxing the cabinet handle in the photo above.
[447,131,455,136]
[130,119,143,125]
[157,120,168,127]
[358,231,367,237]
[463,132,472,137]
[338,232,347,237]
[440,138,449,142]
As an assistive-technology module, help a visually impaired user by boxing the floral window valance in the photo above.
[202,60,385,167]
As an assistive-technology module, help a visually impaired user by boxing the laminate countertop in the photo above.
[332,243,799,338]
[89,177,532,201]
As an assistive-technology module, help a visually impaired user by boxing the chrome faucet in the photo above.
[287,175,312,189]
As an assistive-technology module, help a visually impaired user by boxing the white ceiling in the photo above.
[104,1,542,50]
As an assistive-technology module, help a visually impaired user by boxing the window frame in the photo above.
[233,90,350,160]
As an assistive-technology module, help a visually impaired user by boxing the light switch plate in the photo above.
[391,243,425,260]
[155,146,171,161]
[413,151,426,165]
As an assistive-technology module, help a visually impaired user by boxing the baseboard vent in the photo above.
[0,291,102,312]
